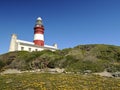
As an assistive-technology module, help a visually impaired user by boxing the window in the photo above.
[35,49,38,51]
[29,48,31,52]
[21,47,24,50]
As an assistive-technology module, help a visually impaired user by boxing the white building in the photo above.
[9,17,58,52]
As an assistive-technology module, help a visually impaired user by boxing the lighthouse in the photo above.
[33,17,44,46]
[9,17,58,52]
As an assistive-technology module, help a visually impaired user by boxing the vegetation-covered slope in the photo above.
[0,44,120,73]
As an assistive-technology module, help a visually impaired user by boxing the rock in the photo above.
[112,72,120,77]
[94,71,113,77]
[0,69,21,75]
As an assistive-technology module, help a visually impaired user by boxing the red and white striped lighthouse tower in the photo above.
[33,17,44,46]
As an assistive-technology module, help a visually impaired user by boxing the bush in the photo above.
[66,60,105,73]
[0,60,5,69]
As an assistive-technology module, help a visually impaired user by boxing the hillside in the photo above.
[0,44,120,73]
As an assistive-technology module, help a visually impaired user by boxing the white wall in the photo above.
[16,39,58,52]
[9,34,17,52]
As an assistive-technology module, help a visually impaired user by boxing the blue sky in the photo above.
[0,0,120,54]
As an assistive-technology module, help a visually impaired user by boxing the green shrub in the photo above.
[0,60,5,69]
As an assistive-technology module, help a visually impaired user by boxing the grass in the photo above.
[0,73,120,90]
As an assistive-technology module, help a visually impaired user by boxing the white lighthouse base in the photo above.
[9,34,58,52]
